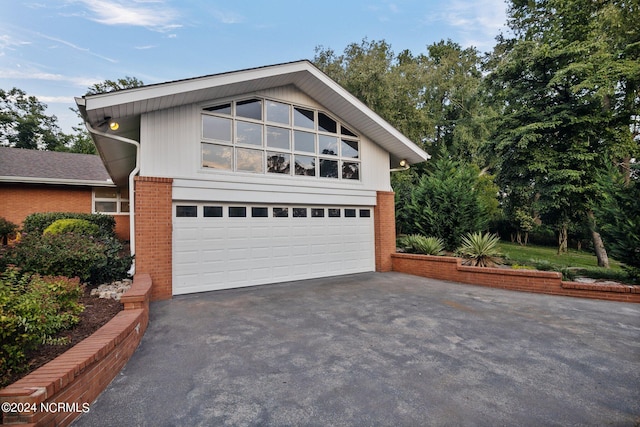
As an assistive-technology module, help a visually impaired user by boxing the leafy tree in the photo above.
[484,0,638,262]
[0,88,66,150]
[85,76,144,95]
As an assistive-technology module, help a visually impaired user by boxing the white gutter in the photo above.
[84,121,140,275]
[0,176,115,187]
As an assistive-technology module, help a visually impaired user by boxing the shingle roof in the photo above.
[0,147,112,185]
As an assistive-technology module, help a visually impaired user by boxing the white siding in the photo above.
[139,85,391,195]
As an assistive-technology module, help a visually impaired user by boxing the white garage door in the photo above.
[173,203,375,295]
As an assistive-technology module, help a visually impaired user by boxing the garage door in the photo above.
[173,203,375,295]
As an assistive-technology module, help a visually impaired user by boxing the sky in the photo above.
[0,0,508,134]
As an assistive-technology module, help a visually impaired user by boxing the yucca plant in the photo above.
[398,234,445,256]
[456,232,502,267]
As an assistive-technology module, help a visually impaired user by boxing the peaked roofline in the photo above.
[77,60,428,186]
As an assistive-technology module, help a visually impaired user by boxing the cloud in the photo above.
[75,0,181,31]
[426,0,507,49]
[38,95,76,103]
[38,33,118,63]
[210,9,244,24]
[0,67,101,88]
[0,34,32,53]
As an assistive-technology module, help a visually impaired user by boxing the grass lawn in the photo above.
[497,242,624,271]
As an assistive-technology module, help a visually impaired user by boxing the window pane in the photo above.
[266,100,290,124]
[236,148,264,173]
[176,205,197,217]
[120,202,130,213]
[95,201,117,213]
[318,112,337,133]
[341,139,359,158]
[294,131,315,153]
[236,121,262,146]
[294,155,316,176]
[293,208,307,217]
[273,207,289,217]
[204,206,223,217]
[94,188,118,199]
[203,115,231,141]
[319,135,338,156]
[342,162,360,180]
[229,207,246,217]
[202,143,232,170]
[328,208,341,217]
[204,103,231,115]
[294,107,314,129]
[311,208,324,217]
[266,126,290,149]
[252,207,269,217]
[236,99,262,120]
[345,208,356,217]
[341,125,357,137]
[267,152,290,174]
[319,159,338,178]
[360,209,371,218]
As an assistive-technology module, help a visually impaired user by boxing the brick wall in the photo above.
[391,253,640,303]
[0,184,91,226]
[0,274,152,426]
[113,214,130,241]
[134,176,173,300]
[374,191,396,272]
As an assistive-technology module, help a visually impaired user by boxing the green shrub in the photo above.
[0,232,132,285]
[23,212,116,239]
[398,234,445,255]
[456,232,503,267]
[0,217,18,245]
[44,219,100,237]
[0,267,84,386]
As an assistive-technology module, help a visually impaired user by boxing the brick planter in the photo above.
[0,274,153,426]
[391,253,640,303]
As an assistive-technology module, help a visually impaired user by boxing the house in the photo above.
[76,60,429,300]
[0,147,130,240]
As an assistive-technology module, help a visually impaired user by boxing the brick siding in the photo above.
[374,191,396,272]
[134,176,173,300]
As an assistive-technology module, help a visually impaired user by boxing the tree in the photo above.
[484,0,638,263]
[406,154,497,251]
[85,76,144,96]
[0,88,66,150]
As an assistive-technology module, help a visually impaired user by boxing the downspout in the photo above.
[84,121,140,275]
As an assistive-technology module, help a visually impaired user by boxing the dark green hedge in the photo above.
[23,212,116,238]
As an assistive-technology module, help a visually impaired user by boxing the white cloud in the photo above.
[75,0,181,31]
[38,33,118,63]
[210,9,244,24]
[0,67,101,88]
[0,34,32,53]
[37,95,76,103]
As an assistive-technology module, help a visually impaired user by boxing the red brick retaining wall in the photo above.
[0,274,153,426]
[391,253,640,303]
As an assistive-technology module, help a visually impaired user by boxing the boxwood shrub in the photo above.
[23,212,117,239]
[44,218,101,237]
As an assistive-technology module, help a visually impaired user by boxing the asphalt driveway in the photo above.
[74,272,640,426]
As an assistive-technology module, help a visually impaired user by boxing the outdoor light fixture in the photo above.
[98,117,120,131]
[390,159,410,172]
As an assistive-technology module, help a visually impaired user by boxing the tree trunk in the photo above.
[557,225,568,254]
[588,211,609,268]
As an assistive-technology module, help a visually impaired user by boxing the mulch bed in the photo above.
[1,287,123,388]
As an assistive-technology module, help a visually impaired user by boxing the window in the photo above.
[202,98,361,181]
[359,209,371,218]
[94,188,129,214]
[176,205,197,217]
[252,207,269,217]
[204,206,223,217]
[229,207,247,217]
[328,208,341,217]
[345,208,357,218]
[273,207,289,217]
[293,208,307,217]
[311,208,325,217]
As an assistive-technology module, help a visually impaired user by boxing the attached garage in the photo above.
[173,203,374,294]
[77,61,429,300]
